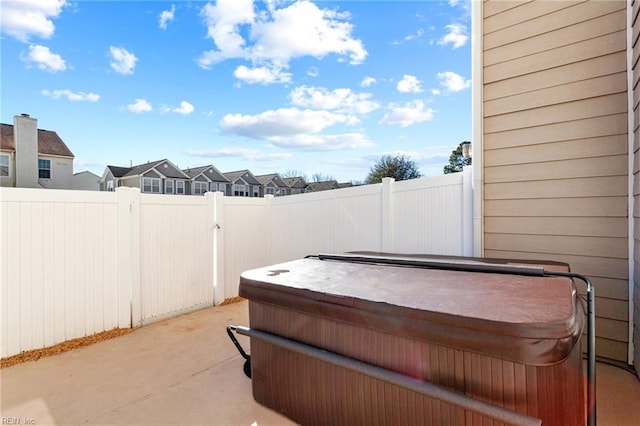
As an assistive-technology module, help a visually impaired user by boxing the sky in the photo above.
[1,0,471,183]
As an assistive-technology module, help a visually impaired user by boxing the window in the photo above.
[265,187,275,195]
[142,177,161,193]
[165,180,174,194]
[176,181,185,195]
[38,159,51,179]
[106,180,115,191]
[253,187,260,197]
[0,155,9,177]
[233,184,247,196]
[193,181,207,195]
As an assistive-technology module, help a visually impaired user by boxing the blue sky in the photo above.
[1,0,471,182]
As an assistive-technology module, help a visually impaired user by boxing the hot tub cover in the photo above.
[239,253,585,366]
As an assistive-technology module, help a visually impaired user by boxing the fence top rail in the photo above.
[0,187,119,203]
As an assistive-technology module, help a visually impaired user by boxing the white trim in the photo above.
[193,181,208,195]
[0,154,10,177]
[165,179,174,194]
[471,0,484,257]
[38,158,51,179]
[626,0,635,366]
[142,177,161,193]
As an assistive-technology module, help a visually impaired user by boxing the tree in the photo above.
[443,141,471,174]
[365,154,421,184]
[311,173,335,182]
[281,169,308,180]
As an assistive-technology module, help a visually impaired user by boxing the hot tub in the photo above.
[237,253,587,425]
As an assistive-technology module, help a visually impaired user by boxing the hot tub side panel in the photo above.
[248,301,585,426]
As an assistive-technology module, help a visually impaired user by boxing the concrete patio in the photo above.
[1,300,639,425]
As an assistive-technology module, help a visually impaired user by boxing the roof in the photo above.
[182,165,229,182]
[106,159,190,180]
[255,173,288,187]
[223,170,261,185]
[283,177,308,189]
[0,123,74,158]
[307,180,338,191]
[106,165,132,178]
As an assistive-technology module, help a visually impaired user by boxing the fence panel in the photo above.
[222,197,269,301]
[138,192,215,325]
[1,172,472,357]
[268,184,383,264]
[391,173,467,255]
[0,188,124,358]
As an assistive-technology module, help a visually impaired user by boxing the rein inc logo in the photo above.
[1,418,35,425]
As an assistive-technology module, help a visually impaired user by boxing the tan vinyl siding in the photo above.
[632,0,640,376]
[482,0,629,362]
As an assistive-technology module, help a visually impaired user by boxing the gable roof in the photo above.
[106,165,132,178]
[223,170,261,185]
[255,173,288,188]
[104,159,190,181]
[182,165,229,182]
[283,176,307,189]
[0,123,74,158]
[307,180,339,192]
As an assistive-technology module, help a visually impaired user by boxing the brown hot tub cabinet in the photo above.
[233,253,593,425]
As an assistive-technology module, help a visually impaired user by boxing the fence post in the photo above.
[117,187,141,328]
[462,166,474,256]
[381,178,394,252]
[211,191,225,305]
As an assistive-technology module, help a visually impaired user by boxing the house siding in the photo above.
[632,0,640,376]
[481,1,629,362]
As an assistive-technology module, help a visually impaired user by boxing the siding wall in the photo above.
[631,0,640,376]
[481,0,629,362]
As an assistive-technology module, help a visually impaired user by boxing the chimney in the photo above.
[14,114,40,188]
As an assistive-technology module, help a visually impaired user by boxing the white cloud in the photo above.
[219,107,372,150]
[1,0,67,42]
[307,66,319,77]
[392,28,425,45]
[234,64,292,85]
[159,4,176,29]
[438,23,468,49]
[360,76,376,87]
[109,46,137,75]
[437,71,471,92]
[197,0,367,84]
[22,44,66,72]
[197,0,256,66]
[397,74,423,93]
[289,86,379,115]
[185,147,292,161]
[163,101,195,115]
[405,28,425,42]
[41,89,99,102]
[126,98,152,113]
[220,108,349,139]
[378,100,435,127]
[268,132,374,151]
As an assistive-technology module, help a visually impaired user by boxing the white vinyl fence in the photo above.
[0,169,472,358]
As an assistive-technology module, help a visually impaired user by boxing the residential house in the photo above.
[1,114,74,189]
[72,170,100,191]
[100,159,190,194]
[283,176,308,195]
[223,170,263,197]
[473,0,637,373]
[306,180,339,192]
[182,165,230,195]
[255,173,289,196]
